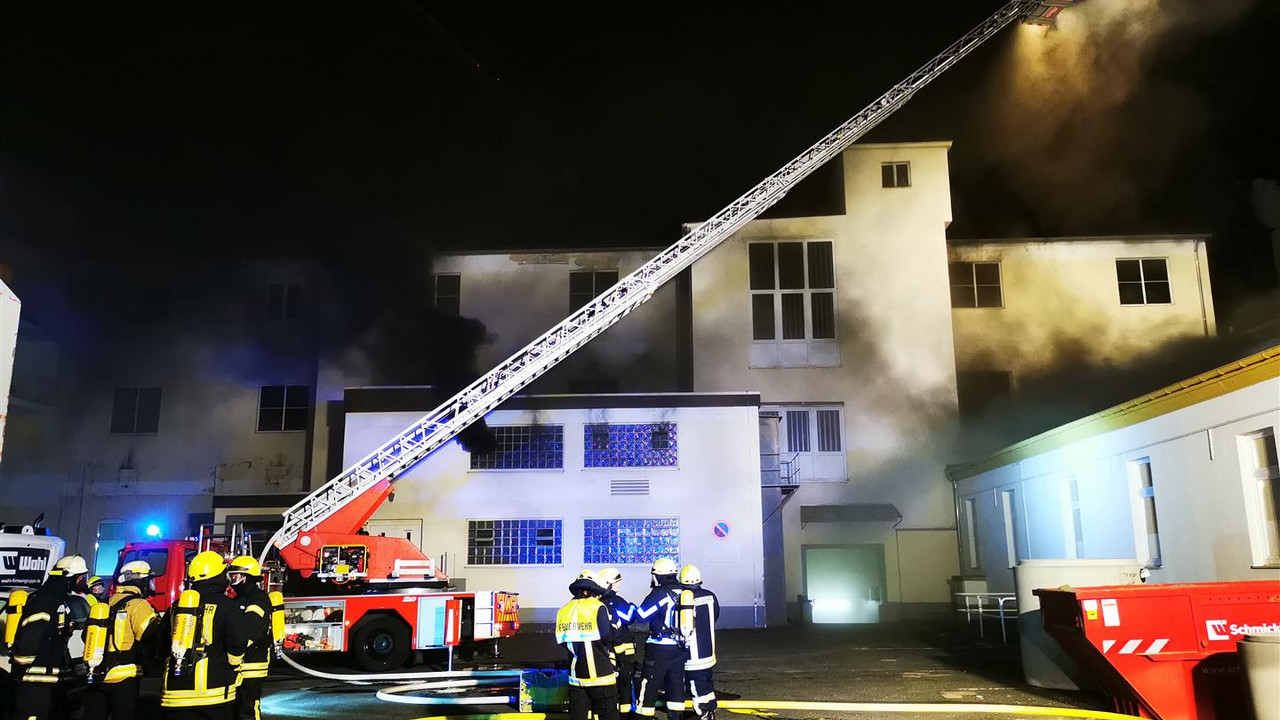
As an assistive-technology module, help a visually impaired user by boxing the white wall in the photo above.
[955,372,1280,592]
[344,397,766,626]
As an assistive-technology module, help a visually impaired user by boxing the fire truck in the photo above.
[108,0,1066,675]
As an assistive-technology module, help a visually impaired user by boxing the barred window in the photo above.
[470,425,564,470]
[584,518,680,565]
[468,519,562,565]
[583,422,678,468]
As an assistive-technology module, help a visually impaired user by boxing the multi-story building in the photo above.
[0,141,1225,623]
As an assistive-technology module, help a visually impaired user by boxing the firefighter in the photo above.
[554,571,619,720]
[633,558,687,720]
[87,575,110,605]
[678,565,720,720]
[82,560,160,720]
[596,567,637,719]
[9,553,90,720]
[161,551,251,720]
[227,556,272,720]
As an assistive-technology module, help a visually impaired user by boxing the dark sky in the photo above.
[1,0,1276,267]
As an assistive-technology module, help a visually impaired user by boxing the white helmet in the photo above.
[596,567,623,588]
[118,560,153,583]
[651,558,679,577]
[51,554,89,577]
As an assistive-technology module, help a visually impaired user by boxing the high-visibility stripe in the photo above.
[686,654,717,670]
[13,655,34,665]
[568,672,617,687]
[20,612,50,626]
[242,660,270,672]
[161,687,236,707]
[614,642,635,654]
[241,668,269,679]
[228,653,244,667]
[20,674,59,684]
[1118,639,1142,655]
[619,704,633,712]
[245,605,265,617]
[104,664,140,683]
[195,656,209,691]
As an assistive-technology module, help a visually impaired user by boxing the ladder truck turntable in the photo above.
[114,0,1063,674]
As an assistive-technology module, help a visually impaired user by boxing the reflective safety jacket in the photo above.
[98,585,158,683]
[679,586,720,670]
[161,580,251,709]
[600,590,636,657]
[555,597,617,687]
[10,576,75,685]
[231,584,273,680]
[635,581,684,646]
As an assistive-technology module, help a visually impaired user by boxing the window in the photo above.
[94,520,127,577]
[963,497,980,570]
[881,161,910,188]
[467,519,561,565]
[949,262,1002,308]
[583,423,678,468]
[748,241,837,368]
[1116,259,1171,305]
[470,425,564,470]
[583,518,680,565]
[434,274,461,316]
[110,388,162,434]
[1002,489,1020,569]
[1068,477,1085,559]
[257,385,310,432]
[1239,429,1280,566]
[117,547,170,579]
[1129,460,1162,567]
[267,283,302,320]
[774,405,845,481]
[956,371,1012,419]
[570,270,619,312]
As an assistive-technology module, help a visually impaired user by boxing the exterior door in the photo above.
[802,544,886,624]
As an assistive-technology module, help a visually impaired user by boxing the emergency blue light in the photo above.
[145,523,162,538]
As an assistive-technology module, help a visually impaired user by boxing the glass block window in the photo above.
[584,518,679,565]
[467,519,562,565]
[583,422,678,468]
[470,425,564,470]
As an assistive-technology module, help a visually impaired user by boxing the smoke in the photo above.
[970,0,1262,234]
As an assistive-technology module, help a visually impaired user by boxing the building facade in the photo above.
[949,346,1280,593]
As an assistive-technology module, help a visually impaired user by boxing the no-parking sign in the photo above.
[713,521,730,538]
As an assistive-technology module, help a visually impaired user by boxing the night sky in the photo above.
[1,1,1276,269]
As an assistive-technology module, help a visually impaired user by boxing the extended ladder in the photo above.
[273,0,1041,552]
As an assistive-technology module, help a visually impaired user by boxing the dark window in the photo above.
[141,283,170,321]
[569,270,619,311]
[785,410,811,453]
[1116,259,1171,305]
[751,295,775,340]
[777,243,805,290]
[949,262,1003,308]
[956,371,1013,419]
[470,425,564,470]
[881,162,910,188]
[807,242,835,290]
[650,424,671,450]
[110,388,162,434]
[816,409,842,452]
[750,240,837,344]
[748,244,776,290]
[258,385,310,432]
[434,274,461,316]
[811,293,836,339]
[267,284,302,320]
[467,520,561,565]
[780,294,805,339]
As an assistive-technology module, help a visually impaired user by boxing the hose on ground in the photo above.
[278,649,522,684]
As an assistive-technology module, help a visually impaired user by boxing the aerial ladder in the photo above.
[266,0,1069,583]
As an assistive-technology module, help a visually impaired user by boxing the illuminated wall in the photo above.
[344,391,766,626]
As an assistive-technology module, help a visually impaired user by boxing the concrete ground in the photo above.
[25,620,1117,720]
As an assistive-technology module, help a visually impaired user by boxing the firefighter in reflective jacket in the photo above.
[595,567,637,719]
[555,572,620,720]
[227,556,273,720]
[83,560,160,720]
[634,558,688,720]
[162,551,251,719]
[678,565,720,720]
[9,554,90,720]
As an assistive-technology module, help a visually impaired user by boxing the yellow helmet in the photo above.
[88,576,105,589]
[187,551,227,582]
[575,568,594,581]
[650,558,679,577]
[596,567,622,587]
[679,564,703,585]
[228,555,262,577]
[51,554,89,577]
[118,561,152,582]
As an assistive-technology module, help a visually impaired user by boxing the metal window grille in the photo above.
[258,385,309,432]
[815,410,842,452]
[467,519,561,565]
[1116,258,1171,305]
[785,411,811,453]
[583,423,678,467]
[470,425,564,470]
[583,518,679,565]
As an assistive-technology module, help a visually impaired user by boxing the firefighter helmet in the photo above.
[575,569,594,581]
[596,567,622,587]
[187,551,227,582]
[118,560,152,583]
[650,558,678,577]
[679,564,703,585]
[51,554,89,577]
[228,555,262,577]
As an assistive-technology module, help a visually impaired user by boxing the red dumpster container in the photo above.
[1035,581,1280,720]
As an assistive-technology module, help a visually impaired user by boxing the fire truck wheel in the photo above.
[351,615,412,672]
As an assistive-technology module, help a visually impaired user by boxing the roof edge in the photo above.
[947,345,1280,481]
